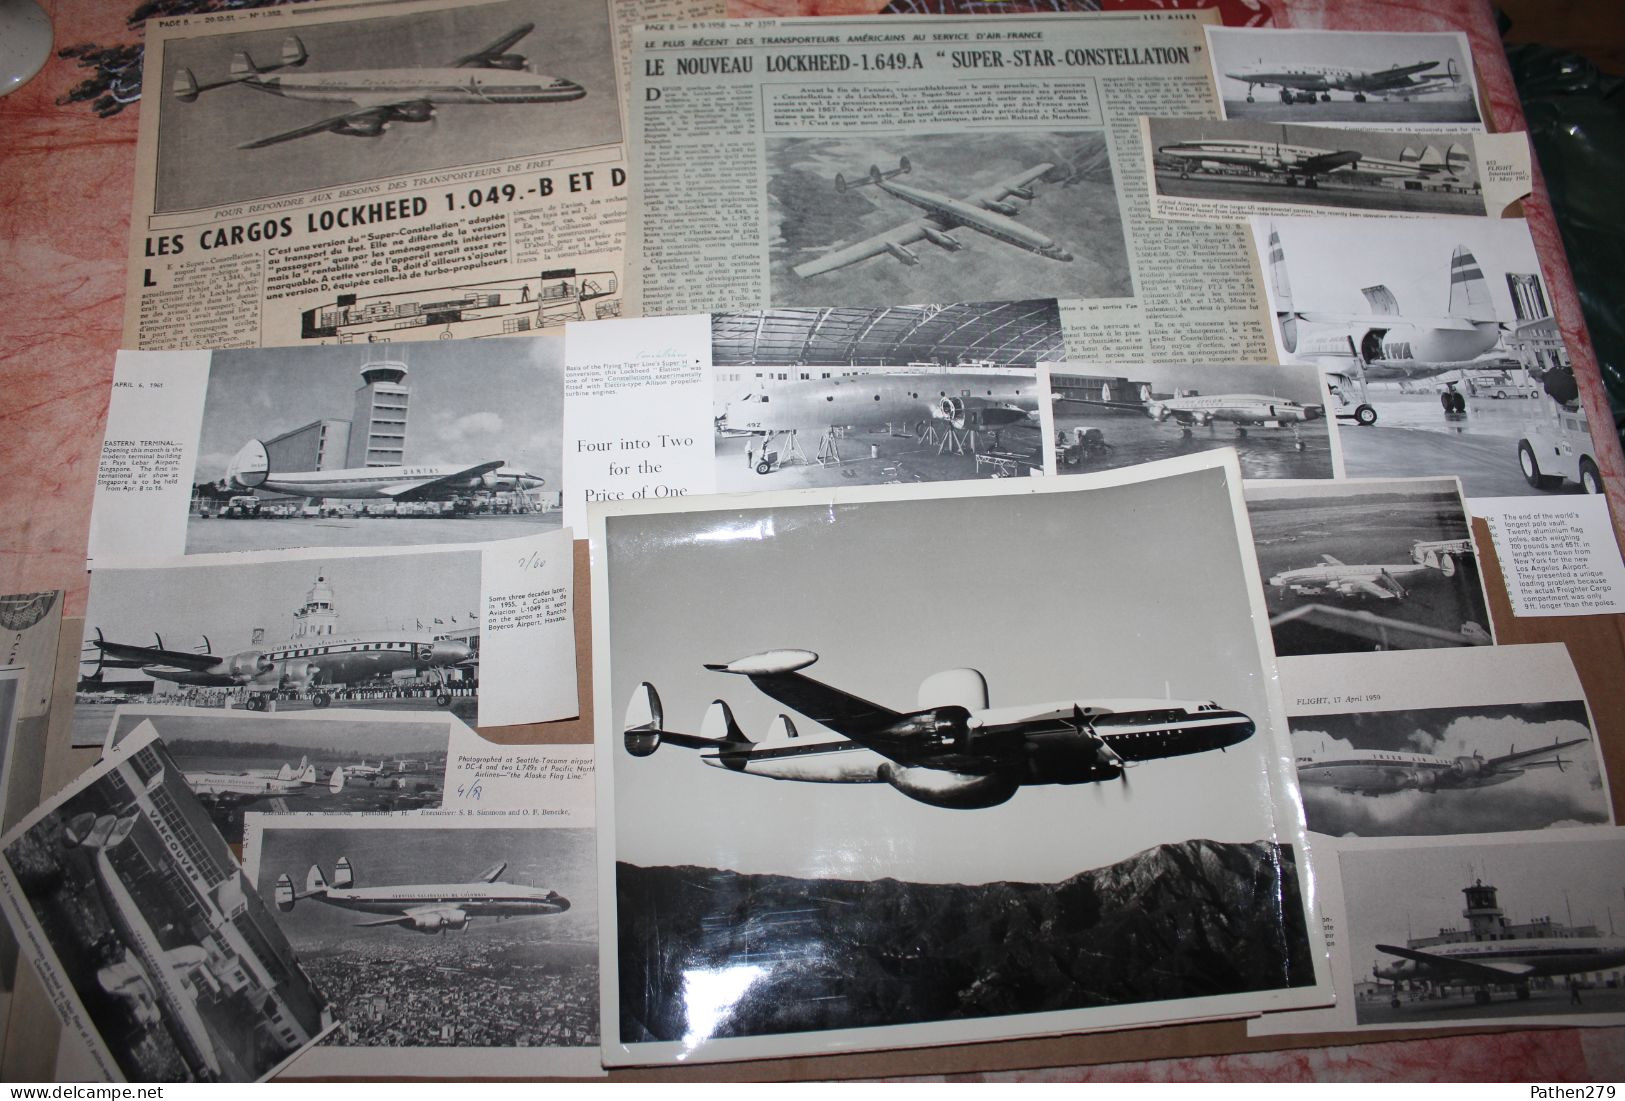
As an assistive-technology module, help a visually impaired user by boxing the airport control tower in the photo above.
[290,574,339,643]
[344,361,410,469]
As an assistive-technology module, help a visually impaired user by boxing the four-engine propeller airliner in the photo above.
[1225,59,1459,104]
[1056,383,1323,436]
[792,157,1073,278]
[184,754,346,799]
[622,649,1255,809]
[1159,137,1470,190]
[173,23,586,150]
[1297,736,1586,796]
[1268,553,1439,601]
[715,370,1041,442]
[1265,224,1519,425]
[225,439,544,508]
[85,625,474,710]
[275,857,569,933]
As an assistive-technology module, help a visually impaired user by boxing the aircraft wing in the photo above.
[792,222,934,278]
[1353,61,1440,90]
[967,162,1054,207]
[453,23,535,67]
[1377,943,1536,981]
[383,461,507,500]
[1055,394,1148,416]
[1299,151,1362,175]
[90,637,221,673]
[239,107,398,150]
[1486,737,1588,771]
[723,669,903,744]
[1343,578,1402,600]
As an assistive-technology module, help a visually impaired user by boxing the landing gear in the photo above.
[436,692,452,707]
[1279,89,1292,104]
[312,691,332,708]
[1354,404,1378,426]
[1246,92,1256,103]
[1353,92,1367,102]
[1319,92,1331,102]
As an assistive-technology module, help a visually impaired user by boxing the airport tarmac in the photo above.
[1054,409,1335,481]
[1354,983,1625,1025]
[1154,170,1484,216]
[1222,99,1482,126]
[185,510,562,554]
[713,425,1040,492]
[1335,392,1578,497]
[71,695,476,748]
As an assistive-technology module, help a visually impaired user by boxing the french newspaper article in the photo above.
[625,11,1277,363]
[120,0,721,350]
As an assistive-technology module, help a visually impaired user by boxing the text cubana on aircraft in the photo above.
[1268,553,1441,602]
[793,157,1072,278]
[1297,737,1586,796]
[275,857,569,934]
[1056,382,1322,436]
[715,371,1041,440]
[1265,224,1510,426]
[1159,138,1470,190]
[173,23,585,150]
[623,650,1255,809]
[86,628,473,710]
[227,439,544,506]
[1226,59,1459,104]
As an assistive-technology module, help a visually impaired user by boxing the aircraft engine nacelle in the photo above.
[877,764,1020,809]
[480,470,501,489]
[276,659,320,691]
[980,199,1019,216]
[1450,755,1485,779]
[227,650,274,678]
[411,909,469,934]
[396,102,435,124]
[1404,768,1439,791]
[1149,402,1172,422]
[485,53,528,70]
[1008,185,1036,201]
[874,706,970,753]
[919,226,963,252]
[427,640,473,665]
[337,116,389,138]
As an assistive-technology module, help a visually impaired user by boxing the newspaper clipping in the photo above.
[123,0,630,350]
[625,11,1282,364]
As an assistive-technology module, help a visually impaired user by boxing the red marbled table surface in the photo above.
[0,0,1620,1082]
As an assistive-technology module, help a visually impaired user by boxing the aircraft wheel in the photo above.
[1279,90,1292,104]
[313,692,331,708]
[248,696,266,712]
[436,692,452,707]
[1246,94,1255,103]
[1450,392,1467,414]
[755,460,772,475]
[1354,93,1367,103]
[1355,404,1378,427]
[1580,457,1604,494]
[1519,440,1559,489]
[1320,93,1331,102]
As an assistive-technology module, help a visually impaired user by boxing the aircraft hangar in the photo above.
[710,302,1065,368]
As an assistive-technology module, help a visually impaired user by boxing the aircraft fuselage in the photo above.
[876,177,1073,262]
[1291,318,1501,370]
[244,69,585,105]
[716,370,1040,435]
[314,883,569,918]
[1296,750,1521,794]
[1376,937,1625,983]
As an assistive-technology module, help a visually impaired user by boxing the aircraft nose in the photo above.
[1055,249,1074,262]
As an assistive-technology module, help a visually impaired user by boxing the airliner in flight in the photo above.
[226,439,544,507]
[275,857,569,933]
[623,649,1255,809]
[793,158,1073,278]
[172,23,586,149]
[1225,59,1459,104]
[1297,737,1586,796]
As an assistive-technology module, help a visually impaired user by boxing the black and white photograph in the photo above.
[1253,215,1601,498]
[244,814,598,1076]
[74,547,482,747]
[768,132,1131,309]
[1292,701,1609,838]
[0,731,331,1081]
[711,302,1061,490]
[104,707,456,844]
[1206,27,1483,128]
[1245,478,1493,657]
[592,454,1327,1064]
[152,0,622,213]
[1340,832,1625,1028]
[1042,361,1337,481]
[186,338,563,555]
[1147,118,1492,217]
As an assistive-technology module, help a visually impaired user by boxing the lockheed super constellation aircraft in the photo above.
[1159,137,1470,190]
[173,23,586,150]
[623,649,1255,809]
[715,370,1040,442]
[1225,59,1459,104]
[792,158,1073,278]
[275,857,569,933]
[184,755,346,799]
[85,625,474,709]
[1266,224,1515,425]
[225,439,544,508]
[1297,737,1586,796]
[1056,383,1322,437]
[1268,553,1440,602]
